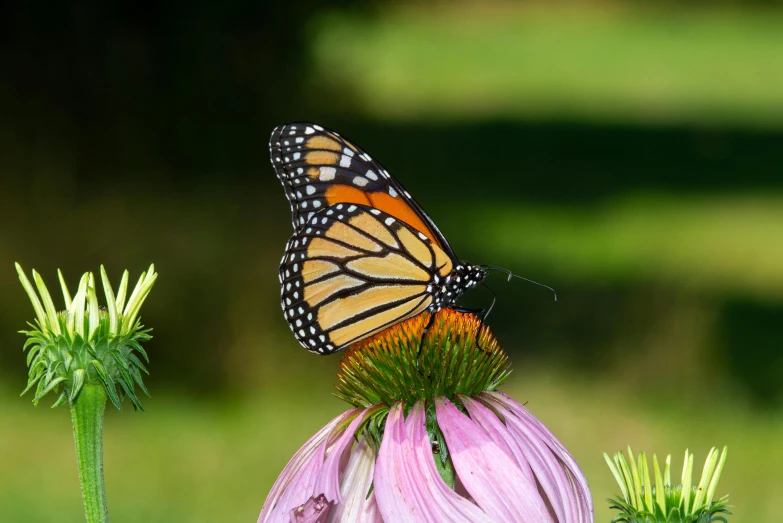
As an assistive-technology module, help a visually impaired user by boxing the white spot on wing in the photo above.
[320,167,336,181]
[306,185,315,195]
[305,127,315,135]
[385,217,395,226]
[353,176,368,187]
[366,170,378,181]
[388,186,398,197]
[340,155,351,168]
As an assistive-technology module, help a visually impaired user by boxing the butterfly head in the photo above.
[431,263,487,311]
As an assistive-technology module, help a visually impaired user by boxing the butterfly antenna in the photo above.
[480,264,558,302]
[480,281,498,320]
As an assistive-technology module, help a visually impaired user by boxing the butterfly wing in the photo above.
[279,203,456,354]
[270,122,456,257]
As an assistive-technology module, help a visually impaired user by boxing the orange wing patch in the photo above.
[348,213,399,248]
[306,135,342,151]
[368,192,438,245]
[318,284,426,331]
[396,227,433,269]
[307,237,363,259]
[304,274,364,307]
[325,185,372,207]
[301,259,340,283]
[306,151,339,165]
[346,253,430,282]
[328,296,431,347]
[325,221,383,253]
[324,186,439,247]
[433,243,454,276]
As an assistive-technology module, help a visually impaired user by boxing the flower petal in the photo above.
[460,395,537,485]
[406,401,495,522]
[290,494,332,523]
[435,396,553,523]
[313,407,371,505]
[260,409,360,523]
[374,402,423,522]
[376,402,490,522]
[483,391,593,523]
[329,438,382,522]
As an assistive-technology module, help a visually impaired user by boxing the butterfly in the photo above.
[270,122,487,354]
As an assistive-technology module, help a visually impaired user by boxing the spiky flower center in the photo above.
[334,309,510,409]
[605,447,731,523]
[17,264,156,410]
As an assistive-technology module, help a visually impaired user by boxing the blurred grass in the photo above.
[1,370,780,522]
[312,4,783,127]
[455,192,783,299]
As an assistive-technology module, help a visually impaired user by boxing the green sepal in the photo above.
[52,390,69,408]
[90,359,122,410]
[130,367,151,397]
[70,368,86,400]
[21,372,43,396]
[35,376,66,404]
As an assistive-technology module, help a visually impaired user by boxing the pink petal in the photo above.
[260,409,361,523]
[483,392,593,523]
[313,408,371,504]
[289,494,332,523]
[405,401,495,522]
[327,438,382,522]
[375,401,492,522]
[373,402,423,522]
[435,396,553,523]
[459,395,537,485]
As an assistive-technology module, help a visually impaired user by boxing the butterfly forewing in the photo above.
[279,203,458,354]
[270,122,455,256]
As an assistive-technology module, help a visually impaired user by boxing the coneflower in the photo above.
[604,447,730,523]
[259,309,593,522]
[16,263,157,523]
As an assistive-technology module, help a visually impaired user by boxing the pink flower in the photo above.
[259,311,593,522]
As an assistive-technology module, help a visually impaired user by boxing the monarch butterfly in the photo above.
[270,122,487,354]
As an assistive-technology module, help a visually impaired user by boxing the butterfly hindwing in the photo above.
[270,122,455,255]
[279,203,458,354]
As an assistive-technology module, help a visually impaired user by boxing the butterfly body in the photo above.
[271,123,486,354]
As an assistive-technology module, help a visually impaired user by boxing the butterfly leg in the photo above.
[449,306,488,321]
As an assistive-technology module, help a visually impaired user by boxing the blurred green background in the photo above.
[1,1,782,521]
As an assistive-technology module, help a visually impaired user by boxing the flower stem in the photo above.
[70,383,110,523]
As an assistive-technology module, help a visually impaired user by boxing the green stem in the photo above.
[70,383,110,523]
